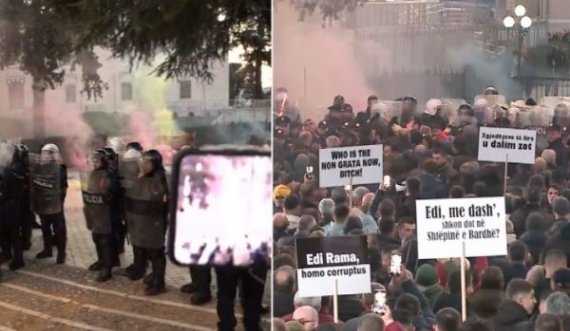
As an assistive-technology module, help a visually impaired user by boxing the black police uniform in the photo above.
[33,159,68,264]
[0,146,25,270]
[16,145,34,251]
[215,259,269,331]
[83,152,120,281]
[104,147,126,256]
[125,151,168,295]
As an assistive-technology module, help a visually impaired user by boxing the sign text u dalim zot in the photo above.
[415,197,507,259]
[478,127,536,164]
[319,145,383,188]
[295,236,371,297]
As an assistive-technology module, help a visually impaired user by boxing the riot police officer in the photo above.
[119,143,150,277]
[103,147,125,257]
[0,143,25,271]
[16,144,34,251]
[125,149,168,295]
[83,149,120,282]
[33,143,68,264]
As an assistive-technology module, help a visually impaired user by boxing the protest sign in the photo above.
[295,236,371,297]
[478,127,536,164]
[416,197,507,260]
[319,145,383,188]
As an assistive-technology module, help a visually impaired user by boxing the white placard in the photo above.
[319,145,383,188]
[416,197,507,259]
[478,127,536,164]
[295,236,371,297]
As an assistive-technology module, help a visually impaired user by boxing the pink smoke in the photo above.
[123,106,156,150]
[0,104,94,169]
[155,144,175,166]
[274,1,374,119]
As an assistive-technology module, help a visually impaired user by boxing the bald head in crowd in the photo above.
[534,157,547,173]
[292,306,319,331]
[274,213,288,229]
[542,149,557,168]
[274,266,296,293]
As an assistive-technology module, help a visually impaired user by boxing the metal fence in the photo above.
[517,77,570,101]
[170,99,271,127]
[365,70,466,105]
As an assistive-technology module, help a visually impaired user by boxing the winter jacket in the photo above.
[494,300,533,331]
[520,230,549,264]
[510,203,542,238]
[469,289,506,319]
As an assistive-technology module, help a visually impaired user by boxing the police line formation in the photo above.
[0,139,177,297]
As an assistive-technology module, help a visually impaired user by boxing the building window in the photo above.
[65,85,77,103]
[179,80,192,99]
[8,81,24,110]
[121,82,133,101]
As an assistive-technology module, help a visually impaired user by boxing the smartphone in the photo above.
[344,184,352,191]
[383,175,391,186]
[372,290,387,315]
[168,145,272,267]
[390,252,402,276]
[305,165,314,179]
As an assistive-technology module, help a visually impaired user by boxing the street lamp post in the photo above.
[503,4,532,78]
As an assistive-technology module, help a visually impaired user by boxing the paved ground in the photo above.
[0,172,271,331]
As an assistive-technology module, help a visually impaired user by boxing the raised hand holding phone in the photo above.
[389,252,402,276]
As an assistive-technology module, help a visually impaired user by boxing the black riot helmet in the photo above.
[92,149,109,169]
[142,149,163,172]
[16,144,29,168]
[103,147,117,162]
[126,142,143,153]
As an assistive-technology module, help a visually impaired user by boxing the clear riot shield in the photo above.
[29,153,62,215]
[374,100,403,124]
[80,160,112,233]
[118,157,140,190]
[79,159,98,197]
[522,111,554,153]
[474,94,508,126]
[441,98,466,119]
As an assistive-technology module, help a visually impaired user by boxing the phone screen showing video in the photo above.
[172,153,272,266]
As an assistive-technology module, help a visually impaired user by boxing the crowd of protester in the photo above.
[272,87,570,331]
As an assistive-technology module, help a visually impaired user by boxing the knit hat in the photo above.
[415,264,438,288]
[274,185,291,199]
